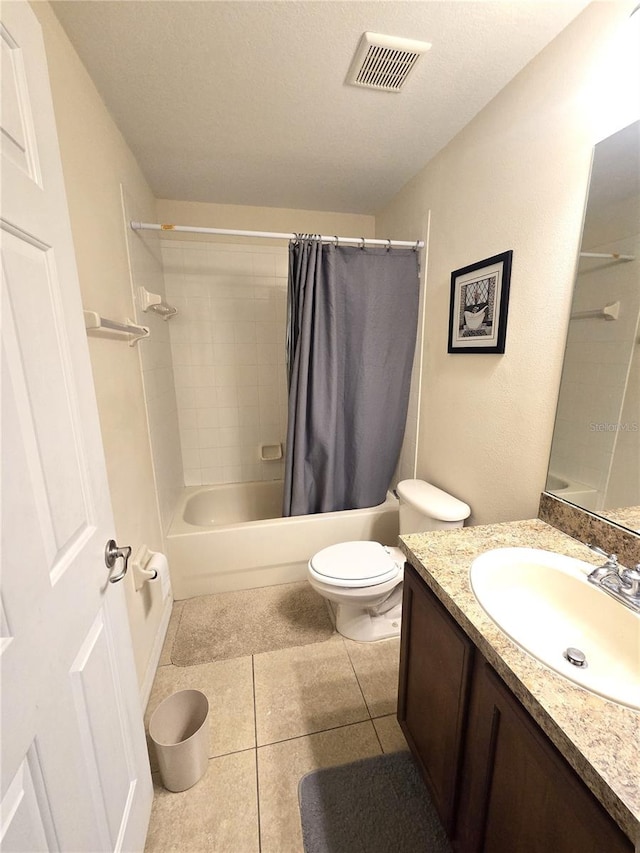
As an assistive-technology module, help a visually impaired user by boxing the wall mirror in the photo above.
[545,120,640,533]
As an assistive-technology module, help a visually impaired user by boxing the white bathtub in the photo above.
[166,480,400,599]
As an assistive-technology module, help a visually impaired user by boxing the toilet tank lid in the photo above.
[396,480,471,522]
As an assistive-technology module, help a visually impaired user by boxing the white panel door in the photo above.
[0,2,152,850]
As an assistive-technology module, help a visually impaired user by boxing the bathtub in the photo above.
[546,472,599,510]
[165,480,400,599]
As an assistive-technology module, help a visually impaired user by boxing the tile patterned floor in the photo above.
[144,599,407,852]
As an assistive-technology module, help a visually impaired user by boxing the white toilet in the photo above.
[307,480,471,642]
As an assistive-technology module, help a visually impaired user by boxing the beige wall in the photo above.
[156,199,375,244]
[33,2,167,693]
[376,2,636,525]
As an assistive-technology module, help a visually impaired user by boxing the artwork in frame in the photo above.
[448,250,513,354]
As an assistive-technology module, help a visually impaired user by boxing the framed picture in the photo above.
[448,250,513,354]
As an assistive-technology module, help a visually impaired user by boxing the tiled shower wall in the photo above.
[161,240,289,486]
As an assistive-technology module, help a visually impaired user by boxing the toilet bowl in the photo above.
[307,481,471,642]
[308,541,405,642]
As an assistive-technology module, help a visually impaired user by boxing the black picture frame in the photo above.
[447,250,512,354]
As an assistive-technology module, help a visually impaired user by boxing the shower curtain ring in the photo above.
[386,239,392,252]
[414,240,420,252]
[360,237,366,250]
[333,235,339,247]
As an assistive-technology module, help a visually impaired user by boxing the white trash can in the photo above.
[149,689,209,792]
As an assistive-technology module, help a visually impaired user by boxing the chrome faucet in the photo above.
[586,545,619,581]
[586,544,640,613]
[619,565,640,598]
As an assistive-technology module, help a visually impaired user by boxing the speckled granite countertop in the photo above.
[399,519,640,844]
[601,506,640,534]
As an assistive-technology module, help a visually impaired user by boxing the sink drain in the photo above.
[564,647,587,668]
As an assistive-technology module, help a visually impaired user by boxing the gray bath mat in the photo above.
[298,751,452,853]
[171,581,334,665]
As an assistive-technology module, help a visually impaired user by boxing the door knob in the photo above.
[104,539,132,583]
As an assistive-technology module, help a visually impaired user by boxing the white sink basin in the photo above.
[470,547,640,710]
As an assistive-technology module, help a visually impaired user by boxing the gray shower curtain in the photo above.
[284,238,420,516]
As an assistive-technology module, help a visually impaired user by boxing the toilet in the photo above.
[307,480,471,642]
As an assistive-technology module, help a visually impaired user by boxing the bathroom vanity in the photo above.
[397,520,639,852]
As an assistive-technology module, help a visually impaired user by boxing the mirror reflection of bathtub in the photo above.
[546,472,598,510]
[166,481,399,598]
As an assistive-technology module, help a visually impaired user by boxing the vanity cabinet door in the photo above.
[456,658,633,853]
[397,563,475,834]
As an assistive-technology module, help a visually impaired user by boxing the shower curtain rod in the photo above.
[579,251,635,261]
[130,221,424,249]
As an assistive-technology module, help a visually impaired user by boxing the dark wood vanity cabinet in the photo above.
[398,562,634,853]
[456,658,633,853]
[397,562,476,833]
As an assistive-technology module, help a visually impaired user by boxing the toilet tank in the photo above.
[396,479,471,534]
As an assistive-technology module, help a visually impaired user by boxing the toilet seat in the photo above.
[308,541,401,588]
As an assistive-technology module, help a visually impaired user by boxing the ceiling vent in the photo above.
[346,32,431,93]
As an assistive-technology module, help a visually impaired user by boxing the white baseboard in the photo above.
[140,596,173,711]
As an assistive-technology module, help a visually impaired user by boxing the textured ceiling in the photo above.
[52,1,589,214]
